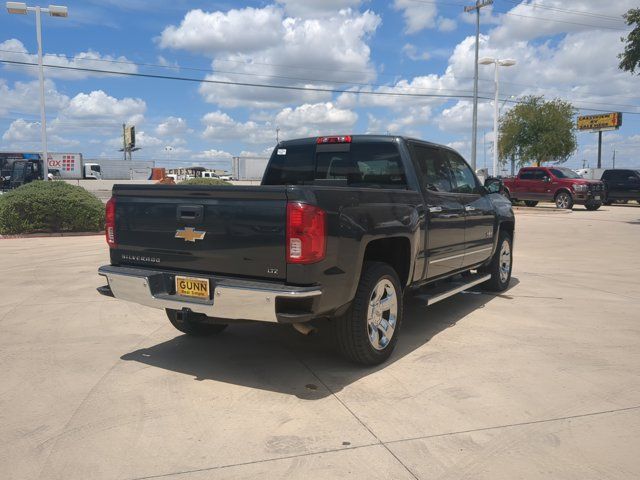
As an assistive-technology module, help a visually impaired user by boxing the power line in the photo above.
[408,0,629,30]
[1,59,639,115]
[499,0,625,22]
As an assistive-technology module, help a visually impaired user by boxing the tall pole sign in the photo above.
[577,112,622,169]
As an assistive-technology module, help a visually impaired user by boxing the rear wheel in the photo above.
[555,191,573,209]
[334,262,403,365]
[480,231,512,292]
[524,200,538,207]
[585,202,601,211]
[166,309,227,336]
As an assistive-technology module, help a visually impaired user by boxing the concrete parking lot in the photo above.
[1,204,639,480]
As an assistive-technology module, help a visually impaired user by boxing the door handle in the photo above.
[465,205,476,212]
[428,206,443,213]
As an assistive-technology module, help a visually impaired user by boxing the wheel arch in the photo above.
[361,236,412,289]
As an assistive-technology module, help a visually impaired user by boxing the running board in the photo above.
[415,273,491,306]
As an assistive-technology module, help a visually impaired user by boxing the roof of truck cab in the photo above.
[276,135,446,150]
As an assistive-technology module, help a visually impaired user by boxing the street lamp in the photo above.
[479,57,516,177]
[6,2,68,179]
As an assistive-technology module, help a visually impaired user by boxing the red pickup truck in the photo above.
[503,166,605,210]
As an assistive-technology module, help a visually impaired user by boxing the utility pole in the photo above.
[464,0,493,171]
[276,127,280,143]
[597,131,602,168]
[122,123,126,161]
[612,148,616,169]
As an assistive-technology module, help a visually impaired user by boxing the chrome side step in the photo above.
[415,273,491,306]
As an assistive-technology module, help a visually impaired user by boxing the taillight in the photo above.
[286,202,326,264]
[105,196,116,248]
[317,135,351,144]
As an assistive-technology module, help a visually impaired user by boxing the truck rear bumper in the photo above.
[98,265,322,323]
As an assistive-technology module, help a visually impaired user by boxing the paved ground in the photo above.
[1,204,639,480]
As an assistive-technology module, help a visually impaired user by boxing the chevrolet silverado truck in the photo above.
[502,166,604,210]
[98,135,514,365]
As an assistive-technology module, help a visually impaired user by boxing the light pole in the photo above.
[464,0,493,171]
[6,2,68,180]
[479,57,515,177]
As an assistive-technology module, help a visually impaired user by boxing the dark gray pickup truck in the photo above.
[99,135,514,365]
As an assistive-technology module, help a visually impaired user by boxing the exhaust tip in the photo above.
[292,322,317,336]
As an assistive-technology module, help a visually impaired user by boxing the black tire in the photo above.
[166,309,227,336]
[334,262,403,366]
[524,200,538,207]
[555,191,574,210]
[585,202,601,211]
[480,231,513,292]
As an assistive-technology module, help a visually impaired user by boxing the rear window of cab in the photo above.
[262,142,407,188]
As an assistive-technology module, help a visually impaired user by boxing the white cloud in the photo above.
[0,39,138,80]
[155,116,190,136]
[2,118,78,147]
[158,6,283,55]
[0,78,69,115]
[194,149,234,159]
[2,119,41,142]
[490,1,634,45]
[437,17,457,33]
[275,102,357,131]
[393,0,437,34]
[162,7,380,109]
[402,44,431,61]
[62,90,146,121]
[275,0,363,17]
[201,102,357,146]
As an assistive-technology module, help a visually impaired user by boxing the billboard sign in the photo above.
[125,125,136,149]
[577,112,622,131]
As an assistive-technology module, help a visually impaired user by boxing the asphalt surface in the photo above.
[1,204,639,480]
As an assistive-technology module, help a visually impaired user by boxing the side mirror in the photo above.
[629,176,638,182]
[484,177,504,194]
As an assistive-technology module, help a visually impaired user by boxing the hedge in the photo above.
[0,181,105,234]
[179,177,232,186]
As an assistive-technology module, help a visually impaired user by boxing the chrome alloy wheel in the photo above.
[499,239,512,284]
[556,193,570,209]
[367,279,398,350]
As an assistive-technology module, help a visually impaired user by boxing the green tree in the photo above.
[498,96,577,167]
[619,8,640,74]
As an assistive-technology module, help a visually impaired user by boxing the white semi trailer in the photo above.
[47,153,102,180]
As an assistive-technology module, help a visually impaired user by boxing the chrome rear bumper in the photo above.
[98,265,322,323]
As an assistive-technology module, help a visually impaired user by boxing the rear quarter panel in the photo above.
[286,186,423,315]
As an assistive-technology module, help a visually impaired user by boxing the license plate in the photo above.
[594,195,601,200]
[175,275,210,299]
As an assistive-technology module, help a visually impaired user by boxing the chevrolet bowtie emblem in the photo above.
[175,227,206,242]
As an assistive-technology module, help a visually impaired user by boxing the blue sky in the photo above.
[1,0,638,172]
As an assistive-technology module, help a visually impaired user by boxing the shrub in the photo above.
[179,177,232,186]
[0,181,105,234]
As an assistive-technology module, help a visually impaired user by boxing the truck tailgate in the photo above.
[111,185,288,280]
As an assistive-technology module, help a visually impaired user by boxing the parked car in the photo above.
[601,169,640,205]
[98,135,515,365]
[503,166,604,210]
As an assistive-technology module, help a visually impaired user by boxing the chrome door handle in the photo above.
[428,206,443,213]
[465,205,476,212]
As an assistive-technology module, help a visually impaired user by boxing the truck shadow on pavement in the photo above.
[121,278,519,400]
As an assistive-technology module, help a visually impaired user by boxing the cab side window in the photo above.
[444,151,479,194]
[410,144,453,193]
[533,170,548,181]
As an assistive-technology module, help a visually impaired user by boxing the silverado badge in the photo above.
[175,227,206,242]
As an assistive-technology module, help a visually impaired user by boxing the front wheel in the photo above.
[166,309,228,336]
[334,262,403,365]
[585,202,601,211]
[524,200,538,207]
[555,191,574,209]
[480,232,513,292]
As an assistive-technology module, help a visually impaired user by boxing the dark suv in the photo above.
[601,169,640,205]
